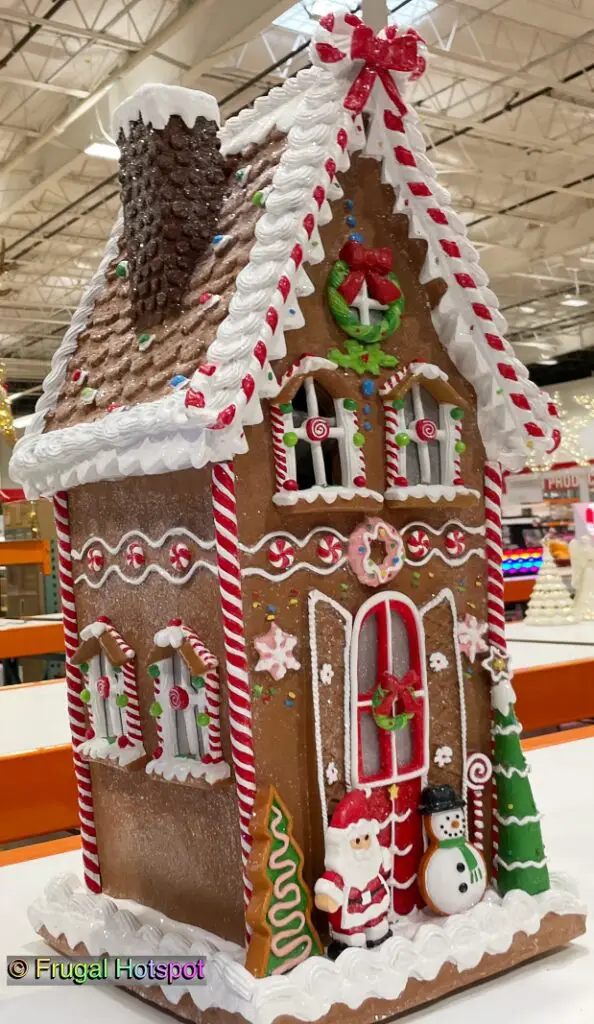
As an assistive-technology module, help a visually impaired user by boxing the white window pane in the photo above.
[360,712,381,778]
[176,710,192,755]
[421,388,440,425]
[389,610,410,677]
[396,720,414,769]
[357,613,378,694]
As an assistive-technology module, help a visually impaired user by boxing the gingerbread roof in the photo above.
[10,16,559,498]
[72,618,134,668]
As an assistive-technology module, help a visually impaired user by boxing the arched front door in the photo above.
[350,593,428,916]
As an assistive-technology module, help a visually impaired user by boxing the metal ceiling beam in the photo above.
[0,74,89,99]
[481,206,594,278]
[434,164,594,201]
[0,6,165,53]
[422,110,594,160]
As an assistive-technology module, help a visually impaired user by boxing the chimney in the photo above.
[112,84,226,328]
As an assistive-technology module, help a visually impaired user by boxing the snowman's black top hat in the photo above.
[418,784,465,816]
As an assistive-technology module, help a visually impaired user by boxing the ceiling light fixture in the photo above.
[519,305,536,313]
[561,296,588,307]
[84,141,119,161]
[540,358,558,365]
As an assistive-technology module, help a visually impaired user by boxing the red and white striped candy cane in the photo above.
[270,404,289,489]
[484,462,506,653]
[184,627,223,765]
[96,616,143,750]
[445,528,466,558]
[267,538,295,570]
[211,462,256,917]
[383,402,407,488]
[465,752,493,851]
[169,542,191,572]
[125,541,145,568]
[317,534,343,565]
[453,419,464,486]
[54,491,102,893]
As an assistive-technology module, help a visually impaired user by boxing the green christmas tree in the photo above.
[486,649,550,896]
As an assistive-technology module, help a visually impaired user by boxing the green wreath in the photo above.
[327,260,405,345]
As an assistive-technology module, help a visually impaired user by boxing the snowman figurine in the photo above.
[418,784,486,916]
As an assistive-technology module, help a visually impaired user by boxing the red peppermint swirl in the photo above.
[305,417,330,442]
[169,686,190,711]
[415,418,438,441]
[96,676,110,699]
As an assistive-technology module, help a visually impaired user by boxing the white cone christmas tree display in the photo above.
[569,534,594,621]
[524,538,575,625]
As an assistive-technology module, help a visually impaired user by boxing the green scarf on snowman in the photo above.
[438,838,484,884]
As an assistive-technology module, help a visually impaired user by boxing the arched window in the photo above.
[270,355,380,508]
[351,593,428,787]
[381,362,480,506]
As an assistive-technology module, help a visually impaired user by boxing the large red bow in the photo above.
[317,24,425,118]
[374,669,421,718]
[338,240,401,306]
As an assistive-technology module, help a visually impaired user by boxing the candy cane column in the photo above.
[483,460,506,870]
[211,462,256,914]
[54,491,102,893]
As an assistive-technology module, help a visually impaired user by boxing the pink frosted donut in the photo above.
[267,538,295,570]
[317,534,343,565]
[348,518,404,588]
[445,528,466,557]
[406,529,430,561]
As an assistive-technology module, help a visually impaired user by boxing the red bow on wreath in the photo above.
[316,24,426,119]
[372,669,421,731]
[338,241,402,306]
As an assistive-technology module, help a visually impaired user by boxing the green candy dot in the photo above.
[450,407,465,421]
[343,398,358,411]
[148,664,160,678]
[115,260,129,279]
[392,399,406,411]
[279,402,293,414]
[80,688,91,704]
[455,440,466,453]
[190,676,205,691]
[353,431,366,447]
[283,431,298,447]
[251,190,265,206]
[80,662,89,674]
[396,432,411,447]
[149,701,163,718]
[196,712,211,727]
[116,694,129,708]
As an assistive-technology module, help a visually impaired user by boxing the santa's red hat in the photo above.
[329,788,389,834]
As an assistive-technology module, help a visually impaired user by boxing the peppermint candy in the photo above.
[305,417,330,442]
[86,546,104,573]
[169,542,191,572]
[415,418,438,441]
[96,676,110,699]
[267,539,296,570]
[317,534,344,565]
[445,528,466,557]
[125,541,145,569]
[406,529,430,560]
[169,685,189,711]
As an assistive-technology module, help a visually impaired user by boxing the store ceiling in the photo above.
[3,0,594,422]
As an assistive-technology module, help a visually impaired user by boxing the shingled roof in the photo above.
[10,15,559,499]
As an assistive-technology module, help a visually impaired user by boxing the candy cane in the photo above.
[270,404,289,489]
[268,539,296,570]
[465,752,493,851]
[54,492,101,893]
[211,462,256,919]
[453,418,464,486]
[484,462,506,653]
[383,401,407,488]
[184,628,223,765]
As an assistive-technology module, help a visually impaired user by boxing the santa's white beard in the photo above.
[325,832,384,892]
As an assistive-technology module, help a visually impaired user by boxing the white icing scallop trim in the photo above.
[74,560,217,589]
[29,873,583,1024]
[242,558,346,581]
[146,755,230,785]
[385,485,481,503]
[494,764,530,778]
[73,527,216,559]
[494,811,542,826]
[407,547,485,569]
[495,855,548,871]
[492,721,522,736]
[273,485,383,507]
[402,519,486,538]
[79,737,144,768]
[421,588,468,804]
[241,526,348,555]
[112,83,220,137]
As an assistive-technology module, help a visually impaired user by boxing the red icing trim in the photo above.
[472,303,493,320]
[427,208,448,224]
[266,308,279,332]
[291,244,303,267]
[455,272,476,288]
[440,239,460,257]
[510,393,530,410]
[253,340,267,367]
[497,363,518,381]
[277,276,291,301]
[485,333,505,351]
[394,146,416,166]
[408,181,432,197]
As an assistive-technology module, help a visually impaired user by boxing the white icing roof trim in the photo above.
[29,873,584,1024]
[10,20,558,496]
[112,83,220,137]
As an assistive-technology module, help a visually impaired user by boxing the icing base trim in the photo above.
[79,737,144,767]
[29,873,584,1024]
[146,755,230,785]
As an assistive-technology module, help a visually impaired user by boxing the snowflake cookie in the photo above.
[325,760,339,785]
[434,746,453,768]
[320,663,334,686]
[457,614,488,663]
[254,623,300,682]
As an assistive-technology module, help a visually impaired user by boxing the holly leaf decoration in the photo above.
[374,711,415,732]
[371,686,387,708]
[328,339,398,376]
[393,712,414,730]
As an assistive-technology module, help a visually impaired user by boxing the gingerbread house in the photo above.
[11,13,584,1024]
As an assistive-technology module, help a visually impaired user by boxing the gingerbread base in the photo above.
[32,874,585,1024]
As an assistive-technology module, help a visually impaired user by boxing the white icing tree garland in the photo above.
[524,538,575,625]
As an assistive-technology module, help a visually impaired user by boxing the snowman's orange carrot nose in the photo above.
[451,818,461,828]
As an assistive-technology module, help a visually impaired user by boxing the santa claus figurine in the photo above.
[314,788,391,959]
